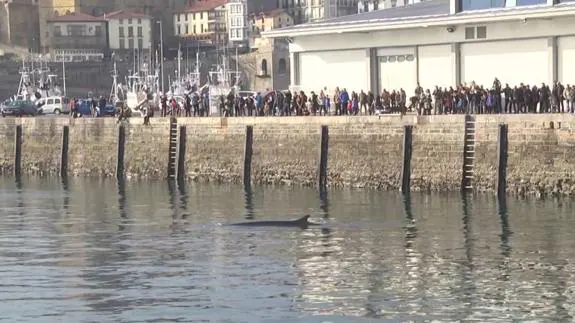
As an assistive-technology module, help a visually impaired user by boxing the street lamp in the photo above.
[156,20,164,94]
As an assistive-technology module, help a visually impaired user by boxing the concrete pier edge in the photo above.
[0,114,573,197]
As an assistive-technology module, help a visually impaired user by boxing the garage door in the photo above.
[299,49,369,93]
[558,36,575,86]
[461,39,549,88]
[418,44,453,90]
[378,48,417,96]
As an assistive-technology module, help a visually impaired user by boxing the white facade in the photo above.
[299,49,370,92]
[107,16,152,51]
[268,3,575,94]
[226,0,248,45]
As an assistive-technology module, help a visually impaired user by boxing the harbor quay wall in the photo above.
[0,114,574,196]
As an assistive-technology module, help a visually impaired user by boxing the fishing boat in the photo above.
[168,46,208,101]
[13,55,64,102]
[207,47,242,115]
[118,54,160,117]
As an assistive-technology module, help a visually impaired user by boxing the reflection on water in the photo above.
[244,184,255,220]
[1,177,575,322]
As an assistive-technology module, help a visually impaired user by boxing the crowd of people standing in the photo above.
[67,78,575,119]
[182,78,575,117]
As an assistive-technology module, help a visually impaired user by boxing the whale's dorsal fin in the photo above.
[295,215,310,224]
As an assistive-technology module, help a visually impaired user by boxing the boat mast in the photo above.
[109,61,117,102]
[177,43,181,83]
[62,58,67,97]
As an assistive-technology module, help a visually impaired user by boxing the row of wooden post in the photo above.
[399,122,508,197]
[241,124,329,190]
[11,121,508,196]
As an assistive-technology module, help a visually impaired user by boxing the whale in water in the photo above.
[228,215,319,228]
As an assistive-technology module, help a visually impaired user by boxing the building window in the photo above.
[128,26,133,37]
[278,58,287,74]
[53,25,61,36]
[185,24,189,34]
[138,38,143,49]
[261,59,268,75]
[460,0,504,11]
[128,38,134,48]
[177,25,181,35]
[465,26,475,39]
[120,38,125,49]
[67,25,85,36]
[516,0,546,5]
[138,18,142,24]
[119,19,123,24]
[119,26,124,37]
[193,25,196,34]
[137,26,143,37]
[476,26,487,39]
[95,26,102,36]
[128,18,132,24]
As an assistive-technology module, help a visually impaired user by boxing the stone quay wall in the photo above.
[0,115,574,196]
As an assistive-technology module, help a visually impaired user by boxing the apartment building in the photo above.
[173,0,228,48]
[106,10,152,53]
[47,12,109,57]
[226,0,248,47]
[252,9,293,35]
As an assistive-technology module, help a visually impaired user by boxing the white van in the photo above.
[38,96,70,115]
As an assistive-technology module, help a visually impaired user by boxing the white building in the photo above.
[226,0,249,47]
[105,10,153,53]
[358,0,426,13]
[264,0,575,96]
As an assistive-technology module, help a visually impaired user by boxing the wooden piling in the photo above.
[243,125,253,187]
[116,124,126,180]
[400,125,413,193]
[318,125,329,190]
[60,125,69,176]
[176,125,187,184]
[496,123,508,198]
[14,124,22,177]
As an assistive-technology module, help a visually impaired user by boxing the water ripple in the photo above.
[0,178,574,321]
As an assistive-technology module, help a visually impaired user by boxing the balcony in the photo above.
[50,35,108,50]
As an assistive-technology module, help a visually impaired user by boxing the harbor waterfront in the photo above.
[0,114,574,196]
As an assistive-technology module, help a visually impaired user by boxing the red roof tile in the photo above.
[175,0,228,14]
[48,12,106,23]
[103,10,150,20]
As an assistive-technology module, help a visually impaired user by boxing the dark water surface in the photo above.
[1,177,575,323]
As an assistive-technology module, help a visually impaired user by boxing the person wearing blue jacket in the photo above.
[339,88,349,115]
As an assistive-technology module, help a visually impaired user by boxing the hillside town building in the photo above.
[173,0,228,48]
[264,0,575,95]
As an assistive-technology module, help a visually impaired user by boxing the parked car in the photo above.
[1,100,38,117]
[36,96,70,115]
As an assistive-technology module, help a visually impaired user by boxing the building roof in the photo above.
[175,0,228,14]
[263,0,575,38]
[260,9,289,18]
[103,10,150,20]
[47,12,107,23]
